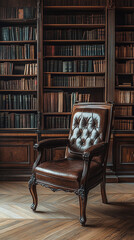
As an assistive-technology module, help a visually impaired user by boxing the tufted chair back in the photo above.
[65,102,112,160]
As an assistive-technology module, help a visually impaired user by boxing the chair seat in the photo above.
[35,158,102,191]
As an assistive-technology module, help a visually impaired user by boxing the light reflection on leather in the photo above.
[69,112,103,151]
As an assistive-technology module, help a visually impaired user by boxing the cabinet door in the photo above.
[114,135,134,173]
[0,136,36,168]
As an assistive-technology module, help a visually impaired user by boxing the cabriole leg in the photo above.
[100,177,108,204]
[78,187,87,226]
[28,174,38,211]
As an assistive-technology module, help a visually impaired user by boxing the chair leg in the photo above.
[79,193,87,226]
[28,174,38,211]
[100,177,108,204]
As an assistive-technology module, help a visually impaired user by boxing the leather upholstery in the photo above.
[35,157,102,190]
[29,103,113,225]
[34,103,112,191]
[66,107,108,159]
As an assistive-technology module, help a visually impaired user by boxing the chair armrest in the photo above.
[80,142,108,185]
[34,138,69,151]
[32,138,69,172]
[82,142,108,162]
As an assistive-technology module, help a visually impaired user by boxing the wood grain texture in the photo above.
[0,182,134,240]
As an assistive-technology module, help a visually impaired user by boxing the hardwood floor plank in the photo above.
[0,182,134,240]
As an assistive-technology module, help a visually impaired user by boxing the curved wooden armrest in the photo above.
[82,142,108,162]
[81,142,108,185]
[32,138,69,171]
[34,138,69,151]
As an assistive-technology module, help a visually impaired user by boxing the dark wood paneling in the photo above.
[114,135,134,173]
[0,135,36,180]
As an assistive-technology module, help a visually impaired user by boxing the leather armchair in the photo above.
[29,102,113,226]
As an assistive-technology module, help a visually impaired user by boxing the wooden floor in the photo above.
[0,182,134,240]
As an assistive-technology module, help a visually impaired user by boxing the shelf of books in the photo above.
[0,5,38,130]
[115,1,134,132]
[42,0,107,134]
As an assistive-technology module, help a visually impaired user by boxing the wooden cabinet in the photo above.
[0,134,37,180]
[114,134,134,181]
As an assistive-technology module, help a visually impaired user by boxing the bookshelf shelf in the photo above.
[116,41,134,44]
[116,25,134,30]
[44,86,104,89]
[44,24,105,29]
[116,73,134,75]
[44,72,105,75]
[44,40,105,44]
[0,90,37,92]
[115,116,134,119]
[116,57,134,60]
[44,56,105,59]
[0,109,37,112]
[116,7,134,11]
[0,75,37,77]
[44,6,105,11]
[0,19,37,24]
[0,40,37,44]
[0,59,37,62]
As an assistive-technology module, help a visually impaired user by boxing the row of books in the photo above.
[45,14,105,24]
[0,45,36,59]
[115,106,133,116]
[116,13,134,25]
[0,63,37,75]
[45,44,105,56]
[45,74,105,87]
[0,94,37,110]
[44,0,106,6]
[114,120,133,130]
[116,61,134,74]
[45,29,105,40]
[0,27,37,41]
[0,77,37,90]
[44,116,70,129]
[116,0,134,7]
[115,45,134,58]
[115,90,134,103]
[45,60,105,72]
[116,32,134,42]
[0,7,36,19]
[0,112,37,128]
[44,92,90,112]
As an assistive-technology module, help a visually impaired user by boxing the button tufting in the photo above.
[80,139,86,146]
[89,139,94,145]
[74,116,81,128]
[81,117,90,128]
[77,129,83,138]
[70,112,103,151]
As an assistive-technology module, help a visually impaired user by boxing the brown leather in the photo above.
[30,103,113,225]
[34,157,103,190]
[34,138,69,151]
[65,106,108,159]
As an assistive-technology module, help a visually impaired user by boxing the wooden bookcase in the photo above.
[0,0,38,180]
[42,0,107,135]
[113,0,134,181]
[0,0,134,182]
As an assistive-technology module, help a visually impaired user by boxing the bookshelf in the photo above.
[115,2,134,131]
[0,1,37,130]
[0,0,38,180]
[113,0,134,179]
[1,0,134,182]
[42,0,107,134]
